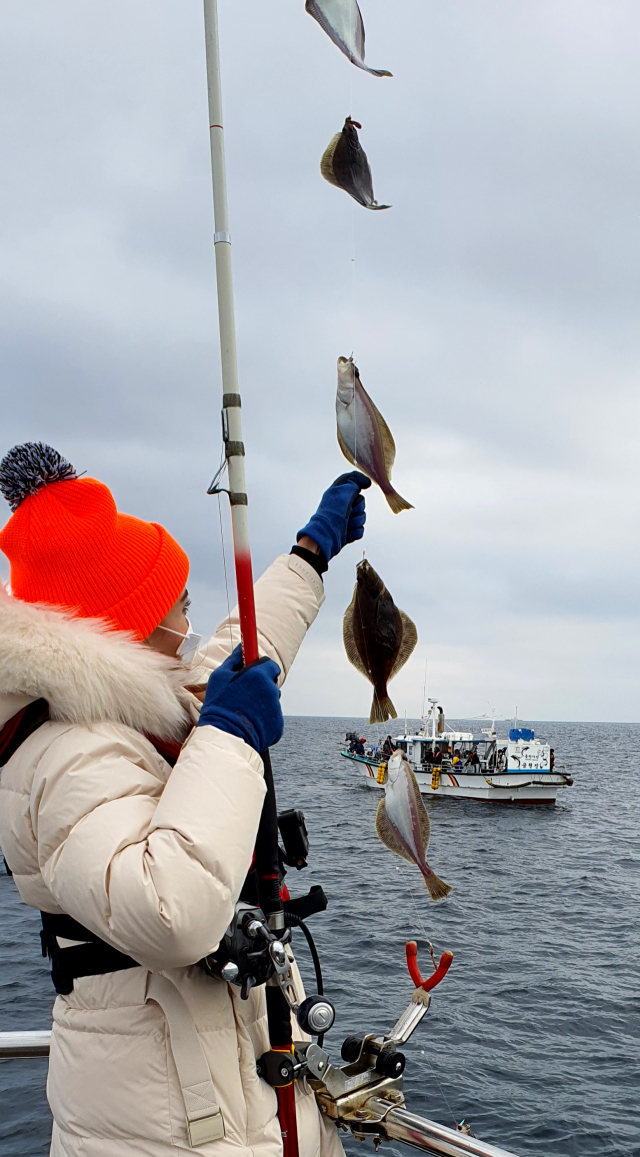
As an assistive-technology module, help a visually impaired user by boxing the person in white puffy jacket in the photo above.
[0,442,371,1157]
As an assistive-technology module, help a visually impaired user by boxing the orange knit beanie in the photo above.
[0,443,189,640]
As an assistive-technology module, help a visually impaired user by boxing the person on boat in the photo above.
[382,735,393,758]
[355,737,366,756]
[0,443,371,1157]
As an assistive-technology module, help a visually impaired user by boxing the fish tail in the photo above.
[370,694,397,725]
[385,488,414,514]
[423,870,452,903]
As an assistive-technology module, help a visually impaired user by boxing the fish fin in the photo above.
[359,380,396,476]
[321,134,343,188]
[375,799,414,863]
[389,611,418,680]
[343,593,370,679]
[337,425,357,468]
[424,871,452,902]
[408,767,431,853]
[360,67,393,78]
[370,694,397,725]
[367,203,392,210]
[385,488,414,514]
[406,768,453,902]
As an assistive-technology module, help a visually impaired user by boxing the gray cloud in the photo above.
[2,0,640,722]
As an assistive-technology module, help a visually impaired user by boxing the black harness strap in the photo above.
[40,912,139,996]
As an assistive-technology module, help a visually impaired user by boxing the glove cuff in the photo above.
[296,515,339,564]
[198,707,259,752]
[290,544,328,575]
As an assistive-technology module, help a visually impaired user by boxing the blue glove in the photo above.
[198,644,284,753]
[297,471,371,563]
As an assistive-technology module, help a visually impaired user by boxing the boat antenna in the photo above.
[421,658,427,719]
[201,5,297,1152]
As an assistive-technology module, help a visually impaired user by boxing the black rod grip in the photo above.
[255,749,283,921]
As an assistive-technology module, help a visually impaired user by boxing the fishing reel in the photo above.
[201,902,284,999]
[201,901,335,1039]
[201,807,335,1036]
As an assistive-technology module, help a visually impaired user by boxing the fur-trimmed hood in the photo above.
[0,586,192,739]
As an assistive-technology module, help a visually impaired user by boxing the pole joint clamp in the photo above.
[222,393,241,408]
[229,492,248,506]
[214,231,231,245]
[225,440,245,458]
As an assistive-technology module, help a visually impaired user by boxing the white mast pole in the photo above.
[202,0,259,662]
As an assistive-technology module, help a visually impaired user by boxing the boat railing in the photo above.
[0,1030,51,1058]
[0,1032,521,1157]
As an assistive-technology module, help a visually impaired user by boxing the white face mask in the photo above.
[157,618,203,667]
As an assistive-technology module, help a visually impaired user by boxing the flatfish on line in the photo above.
[343,558,417,723]
[321,118,390,211]
[376,750,452,902]
[336,357,412,514]
[305,0,392,77]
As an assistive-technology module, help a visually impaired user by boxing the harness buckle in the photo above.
[187,1110,225,1147]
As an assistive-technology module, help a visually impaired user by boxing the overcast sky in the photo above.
[2,1,640,722]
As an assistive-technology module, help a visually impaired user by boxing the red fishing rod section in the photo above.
[221,396,299,1152]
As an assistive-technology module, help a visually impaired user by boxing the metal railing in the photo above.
[384,1108,519,1156]
[0,1031,521,1157]
[0,1030,51,1059]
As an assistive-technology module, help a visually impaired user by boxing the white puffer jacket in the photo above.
[0,553,344,1157]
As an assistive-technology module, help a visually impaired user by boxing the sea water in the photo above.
[1,718,638,1157]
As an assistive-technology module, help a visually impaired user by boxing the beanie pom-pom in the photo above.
[0,442,77,512]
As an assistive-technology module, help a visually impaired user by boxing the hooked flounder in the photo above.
[321,118,390,211]
[343,558,417,724]
[305,0,392,77]
[376,750,452,902]
[336,356,412,514]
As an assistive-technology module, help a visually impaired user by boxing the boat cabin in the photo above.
[393,719,552,776]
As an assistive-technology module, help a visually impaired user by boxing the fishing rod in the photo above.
[201,4,304,1153]
[197,10,522,1157]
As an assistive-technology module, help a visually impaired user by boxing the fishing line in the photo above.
[405,876,458,1127]
[421,1052,459,1128]
[406,873,433,944]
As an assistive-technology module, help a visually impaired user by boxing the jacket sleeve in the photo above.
[33,723,266,971]
[193,553,325,686]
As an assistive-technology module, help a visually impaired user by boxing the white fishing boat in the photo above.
[342,701,573,805]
